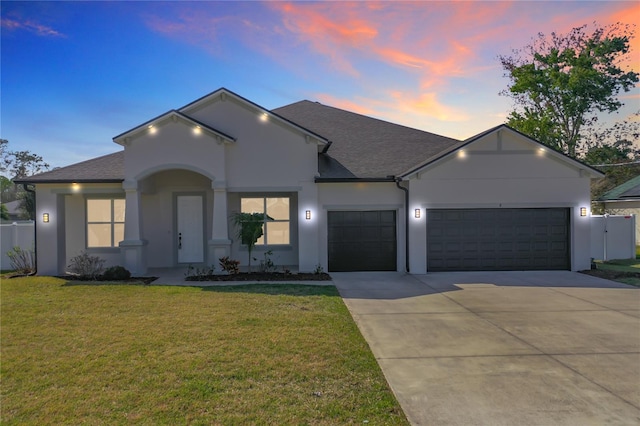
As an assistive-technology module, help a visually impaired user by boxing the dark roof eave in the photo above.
[315,177,396,183]
[14,179,124,185]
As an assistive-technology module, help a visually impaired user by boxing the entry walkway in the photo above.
[332,271,640,426]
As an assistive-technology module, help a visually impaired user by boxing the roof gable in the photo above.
[401,124,605,179]
[179,88,330,152]
[113,110,235,146]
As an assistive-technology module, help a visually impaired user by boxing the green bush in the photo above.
[102,266,131,281]
[6,246,35,275]
[67,251,105,280]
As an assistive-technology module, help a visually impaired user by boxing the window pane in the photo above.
[241,198,264,214]
[113,199,126,222]
[87,199,111,222]
[266,198,289,220]
[88,224,112,247]
[267,222,290,244]
[255,234,265,245]
[114,223,124,245]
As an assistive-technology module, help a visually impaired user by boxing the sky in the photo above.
[1,1,639,170]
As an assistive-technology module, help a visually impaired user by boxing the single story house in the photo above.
[18,88,603,276]
[596,175,640,243]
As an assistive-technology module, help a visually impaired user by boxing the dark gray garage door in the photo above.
[427,208,569,271]
[328,210,397,272]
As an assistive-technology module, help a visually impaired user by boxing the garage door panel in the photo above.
[328,210,397,272]
[427,208,569,271]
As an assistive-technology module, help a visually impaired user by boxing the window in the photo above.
[87,198,125,248]
[240,197,290,245]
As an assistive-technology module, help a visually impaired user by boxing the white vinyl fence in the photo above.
[1,221,35,270]
[591,214,636,261]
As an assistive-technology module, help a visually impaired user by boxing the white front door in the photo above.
[177,195,204,264]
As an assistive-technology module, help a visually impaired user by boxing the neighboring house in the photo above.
[1,200,24,222]
[596,175,640,243]
[17,88,603,276]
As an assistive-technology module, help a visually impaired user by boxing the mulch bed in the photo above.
[185,272,332,282]
[579,269,640,281]
[58,276,159,285]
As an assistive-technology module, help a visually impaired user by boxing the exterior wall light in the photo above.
[580,207,587,217]
[414,209,421,219]
[305,210,311,220]
[43,213,50,223]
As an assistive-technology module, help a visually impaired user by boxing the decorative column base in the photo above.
[120,239,148,275]
[208,239,232,273]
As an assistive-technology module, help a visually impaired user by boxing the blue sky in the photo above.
[2,1,638,169]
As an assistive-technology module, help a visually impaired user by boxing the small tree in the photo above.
[231,212,270,272]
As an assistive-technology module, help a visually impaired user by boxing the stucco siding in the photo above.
[124,121,225,183]
[185,97,318,188]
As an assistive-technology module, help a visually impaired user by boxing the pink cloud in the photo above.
[271,2,378,76]
[1,18,65,37]
[315,94,380,117]
[317,90,469,127]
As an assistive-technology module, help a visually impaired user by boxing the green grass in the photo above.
[1,277,407,425]
[592,255,640,287]
[596,258,640,273]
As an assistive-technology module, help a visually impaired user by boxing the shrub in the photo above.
[67,251,105,280]
[7,246,35,275]
[219,256,240,274]
[102,265,131,281]
[184,264,215,281]
[255,250,277,273]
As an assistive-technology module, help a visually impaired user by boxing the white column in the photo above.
[123,180,142,241]
[208,181,231,269]
[120,179,147,275]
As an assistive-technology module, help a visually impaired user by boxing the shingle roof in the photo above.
[273,100,460,179]
[599,175,640,201]
[15,151,124,184]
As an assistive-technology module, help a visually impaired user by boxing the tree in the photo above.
[584,139,638,165]
[3,150,49,179]
[0,140,50,219]
[499,22,639,158]
[0,176,15,203]
[1,203,9,221]
[231,212,271,272]
[585,139,640,207]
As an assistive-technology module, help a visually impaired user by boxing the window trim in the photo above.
[240,196,291,246]
[86,196,125,249]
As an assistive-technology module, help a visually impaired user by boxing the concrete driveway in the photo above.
[332,271,640,426]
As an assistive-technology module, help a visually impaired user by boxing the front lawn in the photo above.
[1,277,407,425]
[583,257,640,287]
